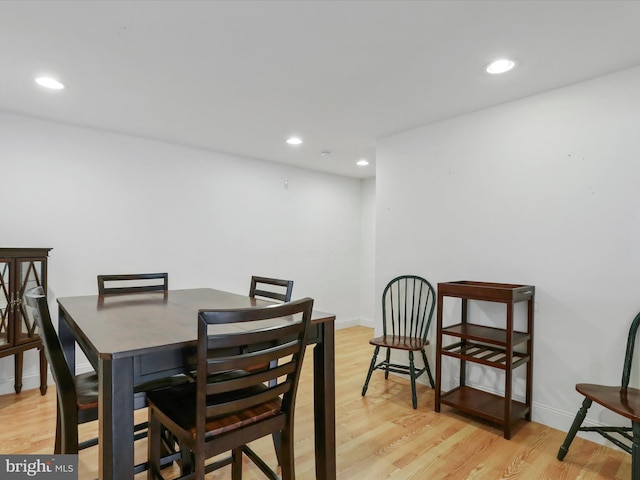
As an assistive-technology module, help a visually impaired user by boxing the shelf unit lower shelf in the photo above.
[441,341,530,369]
[439,386,530,426]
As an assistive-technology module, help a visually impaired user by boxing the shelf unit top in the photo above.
[438,280,535,303]
[0,248,53,258]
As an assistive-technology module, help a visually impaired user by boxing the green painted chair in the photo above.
[558,310,640,480]
[362,275,436,409]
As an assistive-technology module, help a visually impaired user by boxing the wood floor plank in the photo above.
[0,326,631,479]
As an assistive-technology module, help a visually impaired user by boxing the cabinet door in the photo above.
[0,259,12,349]
[14,257,46,346]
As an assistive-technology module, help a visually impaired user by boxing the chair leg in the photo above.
[421,349,435,388]
[272,431,282,466]
[39,347,48,395]
[60,409,79,454]
[280,424,296,480]
[54,405,62,454]
[409,351,417,409]
[633,421,640,480]
[362,346,380,396]
[147,409,162,480]
[558,397,592,461]
[231,447,243,480]
[384,348,391,379]
[195,449,206,479]
[179,448,193,476]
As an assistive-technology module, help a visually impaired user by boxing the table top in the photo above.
[57,288,335,359]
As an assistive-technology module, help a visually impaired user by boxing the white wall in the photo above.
[0,112,365,394]
[358,177,376,328]
[376,65,640,438]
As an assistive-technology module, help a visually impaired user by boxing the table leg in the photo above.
[99,356,134,480]
[313,321,336,480]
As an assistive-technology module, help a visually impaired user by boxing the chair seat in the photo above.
[576,383,640,422]
[75,372,99,410]
[146,382,282,440]
[369,335,429,351]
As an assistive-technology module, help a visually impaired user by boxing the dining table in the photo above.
[56,288,336,480]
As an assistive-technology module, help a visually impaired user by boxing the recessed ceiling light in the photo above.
[35,77,65,90]
[356,159,369,166]
[484,59,516,74]
[286,137,302,145]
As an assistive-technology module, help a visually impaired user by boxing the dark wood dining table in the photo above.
[56,288,336,480]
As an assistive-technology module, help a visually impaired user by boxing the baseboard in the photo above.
[374,365,621,450]
[336,317,376,330]
[0,321,373,394]
[0,363,94,396]
[335,317,360,330]
[530,400,618,447]
[3,346,618,453]
[357,318,375,329]
[438,373,623,449]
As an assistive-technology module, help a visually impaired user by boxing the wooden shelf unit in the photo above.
[434,280,534,439]
[0,248,52,394]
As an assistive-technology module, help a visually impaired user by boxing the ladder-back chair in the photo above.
[24,287,181,473]
[249,276,294,303]
[146,297,314,479]
[97,272,169,295]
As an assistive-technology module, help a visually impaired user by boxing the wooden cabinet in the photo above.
[0,248,51,394]
[434,281,534,439]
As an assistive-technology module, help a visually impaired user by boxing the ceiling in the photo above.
[2,1,640,179]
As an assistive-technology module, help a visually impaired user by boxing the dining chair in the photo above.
[361,274,436,409]
[249,275,294,303]
[96,272,190,384]
[248,275,295,464]
[248,275,294,379]
[185,275,294,383]
[96,272,192,468]
[146,297,314,480]
[24,287,182,473]
[557,310,640,480]
[248,277,294,369]
[97,272,169,295]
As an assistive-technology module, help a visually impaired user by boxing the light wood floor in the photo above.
[0,326,630,479]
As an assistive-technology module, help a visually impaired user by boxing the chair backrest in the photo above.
[249,275,294,303]
[97,273,168,295]
[382,275,436,341]
[195,297,313,447]
[621,311,640,389]
[24,287,78,412]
